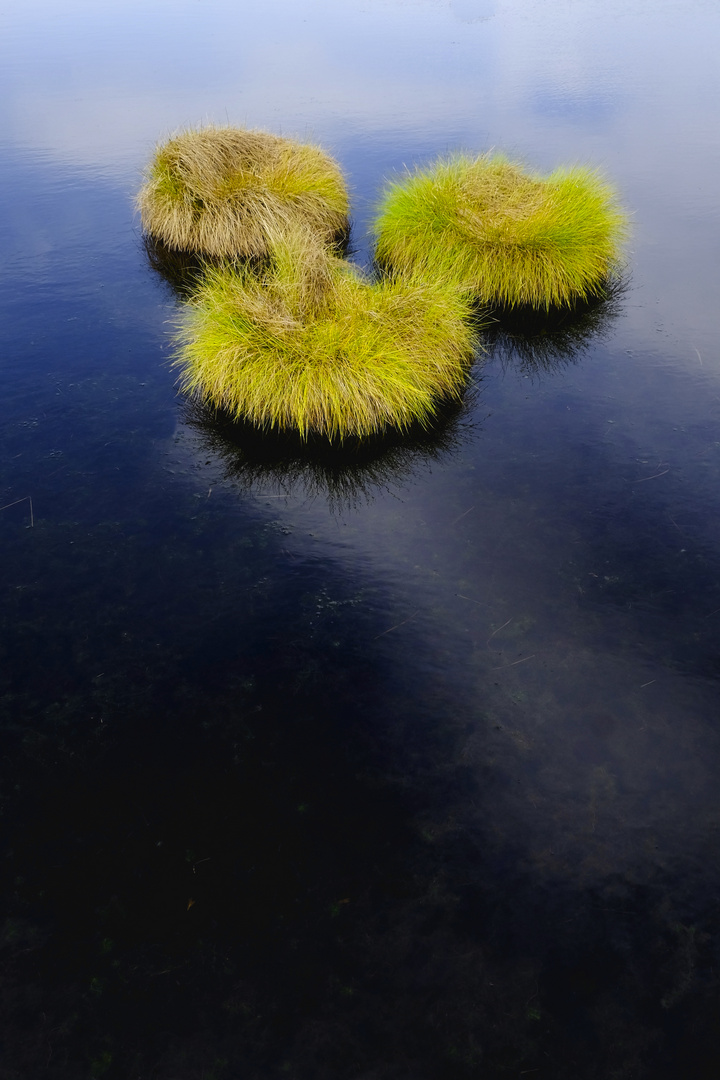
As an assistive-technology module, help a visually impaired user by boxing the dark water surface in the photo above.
[2,2,720,1077]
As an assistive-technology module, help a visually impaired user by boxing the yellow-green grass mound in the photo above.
[373,153,629,310]
[137,125,350,259]
[174,228,479,440]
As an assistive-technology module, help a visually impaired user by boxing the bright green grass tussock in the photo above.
[373,153,629,309]
[137,125,350,258]
[174,228,478,440]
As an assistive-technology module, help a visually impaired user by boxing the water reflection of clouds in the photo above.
[449,0,497,23]
[530,86,619,124]
[2,0,717,341]
[0,0,693,181]
[2,0,714,168]
[0,0,495,169]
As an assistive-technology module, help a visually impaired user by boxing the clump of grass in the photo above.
[137,125,350,258]
[174,226,479,440]
[372,153,629,309]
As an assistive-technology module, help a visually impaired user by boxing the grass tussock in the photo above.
[137,126,350,258]
[373,153,629,309]
[174,226,479,440]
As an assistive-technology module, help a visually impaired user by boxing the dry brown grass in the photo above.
[137,125,350,258]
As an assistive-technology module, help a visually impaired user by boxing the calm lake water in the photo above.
[2,1,720,1077]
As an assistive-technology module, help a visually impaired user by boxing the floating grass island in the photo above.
[174,227,479,440]
[372,153,629,309]
[137,125,350,258]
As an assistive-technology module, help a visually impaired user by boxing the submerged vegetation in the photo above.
[372,153,629,309]
[174,226,479,439]
[137,125,350,258]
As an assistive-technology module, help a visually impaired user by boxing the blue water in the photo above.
[1,2,719,1077]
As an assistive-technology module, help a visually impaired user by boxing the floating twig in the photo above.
[0,495,33,527]
[488,616,514,640]
[492,653,535,670]
[373,610,418,640]
[450,505,475,526]
[632,469,669,483]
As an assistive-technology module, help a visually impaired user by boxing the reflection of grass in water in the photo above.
[373,153,629,308]
[142,234,216,298]
[483,276,628,376]
[181,385,481,509]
